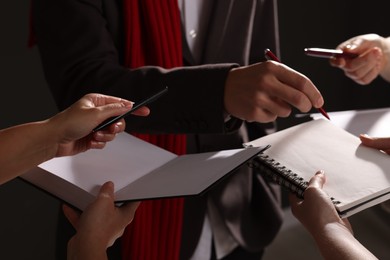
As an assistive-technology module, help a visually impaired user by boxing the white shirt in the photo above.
[178,0,212,64]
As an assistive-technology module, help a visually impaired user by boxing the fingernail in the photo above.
[114,122,123,132]
[123,101,134,108]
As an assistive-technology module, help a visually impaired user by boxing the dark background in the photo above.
[279,0,390,113]
[1,1,389,259]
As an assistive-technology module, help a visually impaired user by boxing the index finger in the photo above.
[86,93,134,107]
[276,65,324,110]
[360,134,390,151]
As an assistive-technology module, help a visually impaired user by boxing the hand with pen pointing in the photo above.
[0,93,150,184]
[224,60,325,123]
[52,93,149,157]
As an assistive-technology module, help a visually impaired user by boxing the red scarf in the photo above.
[121,1,185,260]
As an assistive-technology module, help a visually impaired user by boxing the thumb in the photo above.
[308,170,326,189]
[341,37,367,53]
[97,102,133,121]
[97,181,115,201]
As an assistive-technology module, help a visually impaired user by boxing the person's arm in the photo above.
[32,0,234,134]
[64,181,139,260]
[0,93,148,184]
[289,171,377,260]
[330,34,390,84]
[32,0,324,134]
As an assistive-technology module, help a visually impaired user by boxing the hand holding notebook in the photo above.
[244,119,390,217]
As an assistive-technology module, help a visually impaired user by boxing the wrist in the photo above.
[224,66,244,119]
[311,221,353,244]
[67,234,108,260]
[42,117,63,160]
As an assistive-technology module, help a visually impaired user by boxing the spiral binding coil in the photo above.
[248,154,341,205]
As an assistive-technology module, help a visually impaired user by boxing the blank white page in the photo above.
[245,119,390,216]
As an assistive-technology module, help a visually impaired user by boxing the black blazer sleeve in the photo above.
[32,0,239,134]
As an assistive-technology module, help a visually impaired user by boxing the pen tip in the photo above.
[319,107,330,120]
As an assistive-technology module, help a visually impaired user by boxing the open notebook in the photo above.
[244,119,390,217]
[21,132,264,211]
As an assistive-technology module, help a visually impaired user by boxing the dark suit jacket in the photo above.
[32,0,283,258]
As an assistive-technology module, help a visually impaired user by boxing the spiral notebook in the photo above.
[244,119,390,217]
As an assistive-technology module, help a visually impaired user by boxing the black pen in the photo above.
[92,86,169,132]
[264,49,330,120]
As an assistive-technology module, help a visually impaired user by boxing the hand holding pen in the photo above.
[327,34,389,85]
[92,87,168,132]
[223,49,326,123]
[264,49,330,120]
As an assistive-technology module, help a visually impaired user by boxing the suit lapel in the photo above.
[203,0,257,65]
